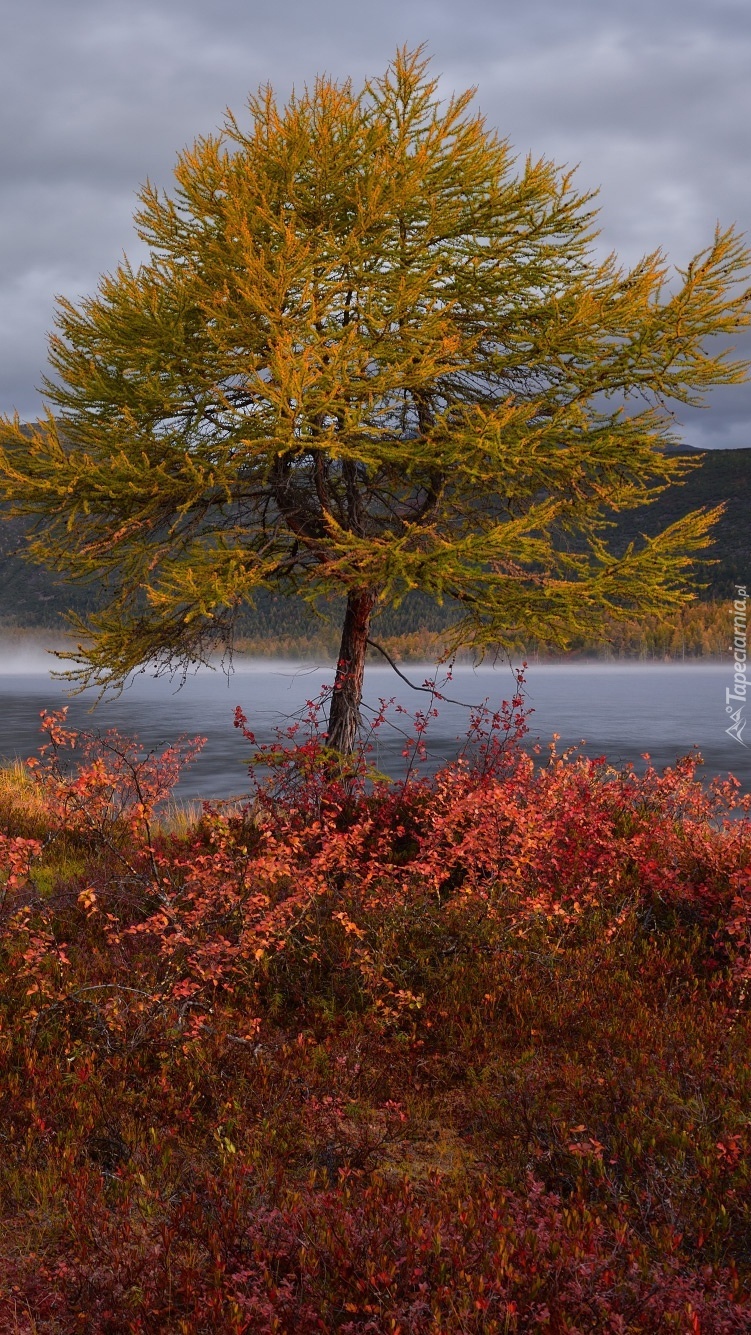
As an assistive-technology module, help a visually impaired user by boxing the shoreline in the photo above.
[0,626,734,671]
[0,647,734,676]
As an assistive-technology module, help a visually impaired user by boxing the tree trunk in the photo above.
[327,588,377,754]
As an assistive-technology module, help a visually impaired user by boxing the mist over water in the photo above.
[0,638,71,676]
[0,649,748,803]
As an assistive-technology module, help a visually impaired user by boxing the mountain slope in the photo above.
[1,447,748,636]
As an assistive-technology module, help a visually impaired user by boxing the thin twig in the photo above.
[366,638,477,709]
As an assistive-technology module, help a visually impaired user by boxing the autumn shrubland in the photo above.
[2,683,751,1332]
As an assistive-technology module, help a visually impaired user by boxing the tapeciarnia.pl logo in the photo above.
[726,584,748,746]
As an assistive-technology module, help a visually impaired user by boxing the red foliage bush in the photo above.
[4,683,751,1033]
[2,686,751,1330]
[4,1164,749,1332]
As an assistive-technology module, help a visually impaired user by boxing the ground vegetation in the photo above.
[1,698,751,1329]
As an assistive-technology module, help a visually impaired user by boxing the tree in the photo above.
[0,48,749,750]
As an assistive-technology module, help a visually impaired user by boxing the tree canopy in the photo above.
[0,48,749,748]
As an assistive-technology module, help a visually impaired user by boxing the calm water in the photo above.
[0,652,748,802]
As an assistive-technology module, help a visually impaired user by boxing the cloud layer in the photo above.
[2,0,749,445]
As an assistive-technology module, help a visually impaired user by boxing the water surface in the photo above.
[0,652,747,802]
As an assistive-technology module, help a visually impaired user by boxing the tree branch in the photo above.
[366,637,476,708]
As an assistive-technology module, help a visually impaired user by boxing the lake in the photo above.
[0,649,748,803]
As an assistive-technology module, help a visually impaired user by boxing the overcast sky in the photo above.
[2,0,750,447]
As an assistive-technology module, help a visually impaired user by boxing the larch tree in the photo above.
[0,48,749,751]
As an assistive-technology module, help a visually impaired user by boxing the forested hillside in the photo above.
[1,446,748,654]
[608,445,751,598]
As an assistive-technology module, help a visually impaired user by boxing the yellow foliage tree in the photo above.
[0,49,749,749]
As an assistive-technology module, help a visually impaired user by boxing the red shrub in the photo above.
[2,688,751,1330]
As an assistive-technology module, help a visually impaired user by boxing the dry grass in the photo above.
[0,761,50,840]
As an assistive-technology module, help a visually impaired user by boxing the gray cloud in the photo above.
[2,0,749,445]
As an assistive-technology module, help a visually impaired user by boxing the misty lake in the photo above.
[0,651,749,804]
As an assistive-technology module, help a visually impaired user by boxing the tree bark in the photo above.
[327,588,378,754]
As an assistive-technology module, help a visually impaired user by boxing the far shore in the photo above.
[0,625,732,673]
